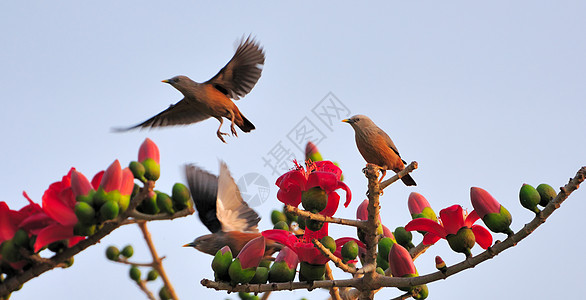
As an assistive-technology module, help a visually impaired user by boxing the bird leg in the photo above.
[228,110,238,137]
[215,117,229,143]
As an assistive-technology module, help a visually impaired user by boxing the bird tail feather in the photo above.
[401,174,417,186]
[237,114,255,132]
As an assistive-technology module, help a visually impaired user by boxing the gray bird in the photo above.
[342,114,416,186]
[115,36,265,143]
[183,161,279,256]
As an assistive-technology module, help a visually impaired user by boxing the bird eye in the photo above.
[355,118,360,121]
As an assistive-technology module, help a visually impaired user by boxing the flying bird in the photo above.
[115,36,265,143]
[342,114,416,186]
[183,161,279,256]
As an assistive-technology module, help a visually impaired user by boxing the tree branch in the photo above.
[380,162,418,190]
[312,239,356,274]
[285,205,366,229]
[137,221,178,300]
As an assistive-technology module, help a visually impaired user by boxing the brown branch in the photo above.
[113,256,166,267]
[260,291,272,300]
[312,239,356,274]
[201,278,361,293]
[409,242,431,261]
[380,162,418,190]
[359,164,382,300]
[285,205,366,229]
[136,279,157,300]
[390,291,416,300]
[128,207,195,221]
[137,221,178,300]
[325,263,342,300]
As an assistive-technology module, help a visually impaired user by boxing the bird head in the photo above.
[161,75,195,94]
[183,234,220,255]
[342,114,373,130]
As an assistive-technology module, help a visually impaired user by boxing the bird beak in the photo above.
[342,118,353,124]
[161,79,170,83]
[183,242,195,248]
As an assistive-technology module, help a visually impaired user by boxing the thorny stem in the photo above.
[138,221,179,300]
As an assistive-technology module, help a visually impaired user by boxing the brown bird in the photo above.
[342,114,416,186]
[115,36,265,143]
[183,161,279,256]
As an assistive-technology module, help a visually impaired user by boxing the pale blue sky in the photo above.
[1,1,585,299]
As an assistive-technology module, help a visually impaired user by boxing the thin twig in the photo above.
[285,205,366,229]
[312,239,356,274]
[128,207,195,221]
[409,242,431,261]
[325,263,342,300]
[380,162,418,190]
[136,280,157,300]
[113,256,166,267]
[138,221,179,300]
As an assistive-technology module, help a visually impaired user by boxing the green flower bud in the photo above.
[147,269,159,281]
[394,227,414,250]
[341,240,358,262]
[172,183,191,210]
[121,245,134,258]
[520,184,541,214]
[299,262,325,281]
[129,161,147,182]
[270,210,287,225]
[159,286,172,300]
[75,202,96,225]
[129,265,141,282]
[142,158,160,181]
[320,236,336,253]
[228,258,256,284]
[301,187,328,212]
[106,246,120,261]
[536,183,557,207]
[250,266,269,284]
[99,200,119,221]
[156,192,175,214]
[446,227,475,257]
[273,221,289,231]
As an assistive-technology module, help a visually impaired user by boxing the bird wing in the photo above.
[378,128,406,163]
[185,164,222,233]
[112,99,210,131]
[216,161,261,232]
[205,36,265,100]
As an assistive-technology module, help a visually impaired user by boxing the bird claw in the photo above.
[217,131,229,143]
[230,124,238,137]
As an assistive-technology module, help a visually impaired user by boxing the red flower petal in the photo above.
[42,173,77,226]
[389,244,417,277]
[138,138,160,164]
[440,205,465,235]
[470,187,501,218]
[307,171,338,191]
[19,212,54,235]
[422,232,442,245]
[275,246,299,270]
[405,218,447,238]
[34,223,75,252]
[71,170,93,197]
[100,160,122,192]
[471,225,493,249]
[262,230,298,250]
[320,191,340,216]
[408,192,431,215]
[382,225,394,239]
[120,168,135,196]
[277,185,302,207]
[464,210,480,228]
[0,202,17,243]
[336,181,352,208]
[237,236,265,269]
[314,161,342,180]
[296,242,329,265]
[91,171,104,190]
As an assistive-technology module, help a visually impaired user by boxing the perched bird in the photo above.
[183,161,279,256]
[115,36,265,143]
[342,114,416,186]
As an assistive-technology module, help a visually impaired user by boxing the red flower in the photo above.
[262,229,364,265]
[275,246,299,270]
[408,192,437,221]
[389,243,417,277]
[138,138,160,164]
[405,205,492,254]
[276,160,351,217]
[21,168,85,252]
[237,236,265,269]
